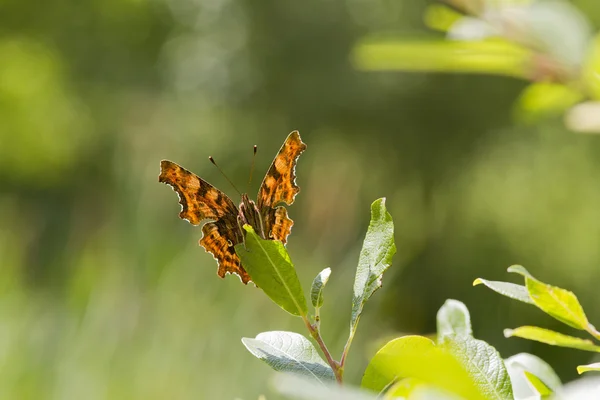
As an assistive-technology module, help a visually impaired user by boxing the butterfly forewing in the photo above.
[159,160,238,224]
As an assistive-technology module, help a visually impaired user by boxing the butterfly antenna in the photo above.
[209,156,242,196]
[247,145,257,194]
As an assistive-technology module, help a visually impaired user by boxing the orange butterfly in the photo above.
[159,131,306,284]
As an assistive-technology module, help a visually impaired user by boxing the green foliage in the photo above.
[238,198,600,398]
[505,353,562,399]
[350,198,396,333]
[504,326,600,352]
[437,299,473,338]
[235,225,308,317]
[352,0,600,132]
[508,265,592,330]
[576,362,600,374]
[241,331,335,383]
[310,267,331,309]
[477,266,600,376]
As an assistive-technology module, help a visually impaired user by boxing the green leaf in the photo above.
[442,335,514,400]
[577,362,600,374]
[235,225,308,317]
[351,198,396,330]
[241,331,335,383]
[437,299,473,339]
[361,335,486,400]
[473,278,534,304]
[423,4,463,32]
[505,353,562,399]
[351,38,531,79]
[504,326,600,352]
[311,268,331,309]
[523,371,553,397]
[508,265,591,330]
[514,82,583,122]
[272,373,378,400]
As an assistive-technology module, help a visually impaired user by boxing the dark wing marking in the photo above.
[256,131,306,209]
[159,160,237,225]
[199,219,249,284]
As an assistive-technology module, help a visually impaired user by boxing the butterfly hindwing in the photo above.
[200,219,249,283]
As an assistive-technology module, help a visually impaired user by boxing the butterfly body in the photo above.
[159,131,306,284]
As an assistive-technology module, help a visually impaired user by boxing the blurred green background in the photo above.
[2,0,600,398]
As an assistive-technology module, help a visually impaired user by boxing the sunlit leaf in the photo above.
[523,371,553,397]
[443,335,514,400]
[437,299,473,339]
[423,4,464,33]
[311,268,331,309]
[361,335,485,400]
[577,362,600,374]
[514,82,582,122]
[236,225,308,317]
[352,38,531,79]
[504,326,600,352]
[473,278,533,304]
[505,352,562,399]
[241,331,335,383]
[350,198,396,331]
[508,265,591,330]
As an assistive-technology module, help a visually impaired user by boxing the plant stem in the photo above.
[339,324,357,373]
[302,316,343,383]
[587,324,600,341]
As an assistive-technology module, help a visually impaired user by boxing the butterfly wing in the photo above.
[160,160,250,283]
[257,131,306,243]
[159,160,238,224]
[200,219,249,283]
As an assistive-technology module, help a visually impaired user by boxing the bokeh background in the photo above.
[2,0,600,398]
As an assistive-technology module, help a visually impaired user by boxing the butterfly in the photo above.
[159,131,306,284]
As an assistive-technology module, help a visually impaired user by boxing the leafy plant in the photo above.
[352,0,600,133]
[475,265,600,375]
[235,198,600,399]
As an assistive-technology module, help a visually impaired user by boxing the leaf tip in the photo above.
[242,224,255,234]
[507,264,531,277]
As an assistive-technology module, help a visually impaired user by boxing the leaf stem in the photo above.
[339,322,358,373]
[587,324,600,341]
[302,316,343,383]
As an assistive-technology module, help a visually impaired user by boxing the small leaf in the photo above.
[504,326,600,352]
[272,373,378,400]
[241,331,335,383]
[437,299,473,339]
[508,265,591,330]
[443,335,514,400]
[505,352,562,399]
[514,82,582,122]
[523,371,553,397]
[361,335,486,400]
[311,268,331,309]
[577,362,600,374]
[473,278,533,304]
[352,38,531,79]
[351,198,396,330]
[236,225,308,317]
